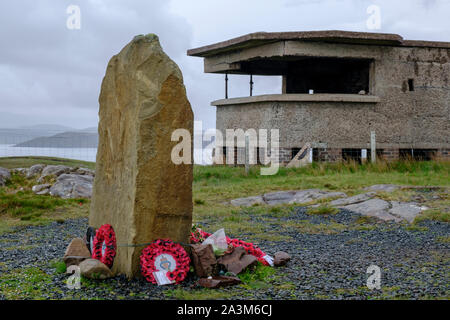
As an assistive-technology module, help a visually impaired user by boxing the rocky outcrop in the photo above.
[49,174,94,199]
[0,164,97,198]
[364,184,400,193]
[231,189,347,207]
[75,167,95,176]
[38,165,72,183]
[230,185,430,223]
[342,198,401,222]
[230,195,265,207]
[32,184,51,195]
[0,167,11,186]
[330,192,376,206]
[89,34,194,278]
[26,164,45,178]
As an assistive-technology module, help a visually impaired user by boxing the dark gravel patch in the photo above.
[0,208,449,300]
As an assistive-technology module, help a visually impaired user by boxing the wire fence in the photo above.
[0,128,214,164]
[0,129,98,162]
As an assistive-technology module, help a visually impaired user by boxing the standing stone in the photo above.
[89,34,193,278]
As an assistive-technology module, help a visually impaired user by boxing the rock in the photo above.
[26,164,45,179]
[330,192,376,206]
[89,34,193,278]
[32,184,52,195]
[75,167,95,176]
[230,195,265,207]
[79,259,113,279]
[190,244,217,277]
[290,190,346,204]
[217,247,258,274]
[274,251,291,267]
[263,191,296,205]
[343,199,401,222]
[38,165,71,182]
[49,174,93,199]
[364,184,400,193]
[197,276,241,288]
[388,201,427,223]
[0,167,11,186]
[63,238,92,267]
[230,189,347,206]
[11,168,28,175]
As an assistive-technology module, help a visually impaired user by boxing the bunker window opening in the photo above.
[283,57,371,94]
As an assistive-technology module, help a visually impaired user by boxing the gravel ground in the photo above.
[0,208,449,300]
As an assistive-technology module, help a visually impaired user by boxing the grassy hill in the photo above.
[0,156,95,170]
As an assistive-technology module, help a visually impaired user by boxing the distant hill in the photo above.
[18,124,75,131]
[0,127,70,145]
[14,130,98,148]
[79,127,98,133]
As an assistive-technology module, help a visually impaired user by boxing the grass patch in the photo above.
[0,267,52,299]
[414,209,450,224]
[51,260,67,274]
[307,206,339,216]
[405,225,429,232]
[238,263,277,290]
[0,156,95,170]
[0,172,89,234]
[194,199,205,205]
[436,236,450,244]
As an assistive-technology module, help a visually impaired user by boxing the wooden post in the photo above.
[245,135,249,175]
[370,131,376,163]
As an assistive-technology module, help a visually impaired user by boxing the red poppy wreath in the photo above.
[92,224,117,268]
[140,239,190,284]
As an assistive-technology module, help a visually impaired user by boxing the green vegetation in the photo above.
[0,267,53,299]
[238,264,277,290]
[0,156,95,170]
[164,264,281,300]
[307,206,339,216]
[0,158,448,300]
[0,158,448,235]
[0,171,89,234]
[413,208,450,224]
[192,160,449,227]
[51,260,67,274]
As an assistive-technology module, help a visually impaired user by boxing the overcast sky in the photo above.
[0,0,449,130]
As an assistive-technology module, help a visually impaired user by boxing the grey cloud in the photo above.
[0,0,192,128]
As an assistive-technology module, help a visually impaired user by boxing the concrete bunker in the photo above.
[188,31,450,164]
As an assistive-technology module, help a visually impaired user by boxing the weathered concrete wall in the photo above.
[215,42,450,156]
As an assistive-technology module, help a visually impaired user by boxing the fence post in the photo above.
[361,149,367,163]
[370,131,376,163]
[245,135,249,175]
